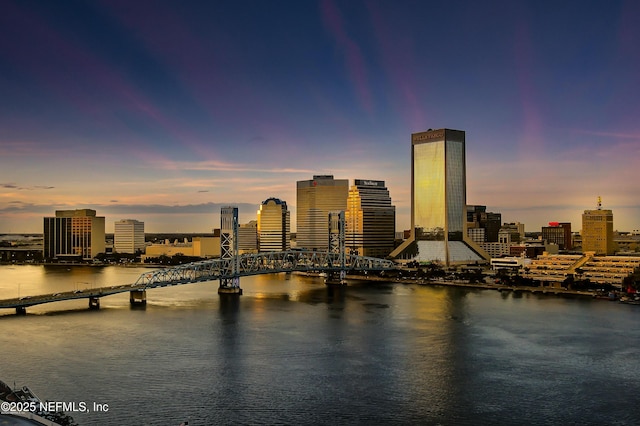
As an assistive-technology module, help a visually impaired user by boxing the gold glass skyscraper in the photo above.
[391,129,488,265]
[345,179,395,257]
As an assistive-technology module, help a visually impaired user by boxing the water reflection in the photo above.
[218,293,240,319]
[2,266,640,425]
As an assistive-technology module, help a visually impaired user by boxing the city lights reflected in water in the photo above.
[1,265,639,425]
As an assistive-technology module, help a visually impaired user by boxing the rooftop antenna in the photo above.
[597,196,602,210]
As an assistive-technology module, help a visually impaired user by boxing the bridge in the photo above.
[0,208,397,314]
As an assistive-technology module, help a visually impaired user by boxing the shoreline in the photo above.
[0,265,631,304]
[346,274,610,299]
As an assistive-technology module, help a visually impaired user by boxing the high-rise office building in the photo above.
[542,222,572,250]
[391,129,488,265]
[467,205,502,242]
[582,197,614,255]
[296,175,348,250]
[257,198,291,252]
[238,220,258,254]
[114,219,145,254]
[345,179,396,258]
[43,209,105,260]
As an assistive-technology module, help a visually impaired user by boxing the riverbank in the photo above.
[346,274,609,299]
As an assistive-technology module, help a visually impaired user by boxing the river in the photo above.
[0,265,638,425]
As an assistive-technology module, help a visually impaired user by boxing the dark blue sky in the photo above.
[1,0,639,232]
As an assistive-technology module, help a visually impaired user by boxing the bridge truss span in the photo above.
[0,251,396,314]
[135,250,396,289]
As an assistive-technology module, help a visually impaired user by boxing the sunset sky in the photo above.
[1,0,639,234]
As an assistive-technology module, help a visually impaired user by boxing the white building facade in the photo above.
[114,219,145,254]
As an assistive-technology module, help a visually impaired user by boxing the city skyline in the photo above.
[2,1,639,233]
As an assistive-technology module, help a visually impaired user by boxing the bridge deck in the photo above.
[0,250,397,310]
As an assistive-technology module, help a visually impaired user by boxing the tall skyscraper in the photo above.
[391,129,488,265]
[582,197,614,255]
[345,179,395,258]
[114,219,145,254]
[43,209,105,260]
[257,197,291,252]
[296,175,348,250]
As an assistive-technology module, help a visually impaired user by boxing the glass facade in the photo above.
[43,209,105,260]
[413,140,446,240]
[296,175,348,250]
[257,198,291,252]
[445,138,465,241]
[345,180,395,257]
[412,129,465,242]
[43,217,72,260]
[390,129,486,265]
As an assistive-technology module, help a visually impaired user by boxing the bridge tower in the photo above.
[219,206,242,295]
[326,210,346,285]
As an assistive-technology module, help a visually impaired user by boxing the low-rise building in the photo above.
[142,237,220,261]
[490,256,532,270]
[522,253,640,288]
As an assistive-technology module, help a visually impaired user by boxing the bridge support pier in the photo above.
[325,270,347,286]
[16,306,26,315]
[218,277,242,295]
[130,290,147,306]
[89,297,100,310]
[218,286,243,295]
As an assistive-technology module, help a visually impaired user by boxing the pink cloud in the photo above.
[512,17,545,159]
[2,2,207,167]
[320,0,374,114]
[366,2,427,131]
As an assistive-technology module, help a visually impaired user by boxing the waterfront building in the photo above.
[142,237,220,261]
[114,219,145,254]
[390,129,488,265]
[296,175,348,250]
[43,209,106,260]
[238,221,258,254]
[541,222,572,250]
[257,198,291,252]
[345,179,396,258]
[582,197,615,255]
[490,256,531,271]
[522,253,640,289]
